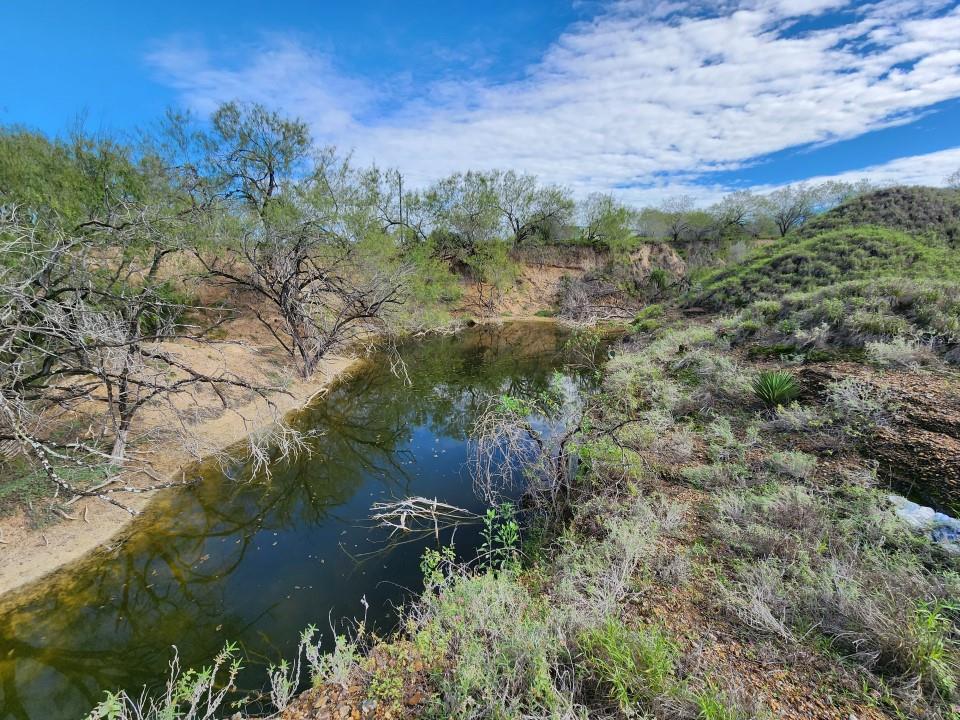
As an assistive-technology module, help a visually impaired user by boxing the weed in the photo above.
[691,684,753,720]
[85,643,242,720]
[304,629,362,690]
[480,502,521,572]
[908,599,959,699]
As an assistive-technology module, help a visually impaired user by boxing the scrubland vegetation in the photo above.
[0,102,877,521]
[3,102,960,719]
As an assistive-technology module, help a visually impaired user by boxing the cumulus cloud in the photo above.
[146,0,960,200]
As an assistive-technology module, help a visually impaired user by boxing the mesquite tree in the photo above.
[188,104,408,378]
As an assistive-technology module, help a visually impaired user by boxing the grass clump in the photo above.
[691,685,755,720]
[765,450,817,480]
[908,599,960,700]
[577,617,677,713]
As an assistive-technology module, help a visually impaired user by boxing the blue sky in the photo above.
[3,0,960,204]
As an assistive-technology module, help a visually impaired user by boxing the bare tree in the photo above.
[947,169,960,190]
[470,386,584,518]
[759,184,820,237]
[197,150,409,377]
[659,195,695,243]
[0,205,282,512]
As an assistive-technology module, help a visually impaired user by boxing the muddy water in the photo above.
[0,321,598,720]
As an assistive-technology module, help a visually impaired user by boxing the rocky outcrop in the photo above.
[800,364,960,512]
[872,426,960,511]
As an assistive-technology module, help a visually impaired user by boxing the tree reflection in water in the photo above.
[0,321,604,720]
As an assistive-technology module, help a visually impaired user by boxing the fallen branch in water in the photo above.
[370,497,477,541]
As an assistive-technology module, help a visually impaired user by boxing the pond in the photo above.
[0,321,600,720]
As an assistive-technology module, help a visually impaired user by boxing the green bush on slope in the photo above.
[697,226,960,309]
[798,186,960,242]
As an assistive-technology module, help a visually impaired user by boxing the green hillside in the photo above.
[800,186,960,241]
[697,226,960,309]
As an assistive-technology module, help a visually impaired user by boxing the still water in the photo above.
[0,321,597,720]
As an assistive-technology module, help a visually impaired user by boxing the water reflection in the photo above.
[0,321,597,720]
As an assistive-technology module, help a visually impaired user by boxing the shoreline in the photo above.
[0,350,363,601]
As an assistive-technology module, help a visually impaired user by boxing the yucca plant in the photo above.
[752,370,800,408]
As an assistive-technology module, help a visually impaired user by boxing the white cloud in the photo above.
[767,145,960,189]
[146,0,960,200]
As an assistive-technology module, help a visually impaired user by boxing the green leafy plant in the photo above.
[421,545,456,591]
[751,370,800,408]
[480,502,521,572]
[693,684,750,720]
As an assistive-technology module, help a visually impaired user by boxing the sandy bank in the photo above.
[0,346,361,599]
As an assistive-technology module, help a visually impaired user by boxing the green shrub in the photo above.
[736,318,761,336]
[751,370,800,408]
[414,571,565,717]
[697,226,960,309]
[750,299,782,321]
[635,303,665,321]
[798,186,960,241]
[764,402,827,433]
[825,378,890,436]
[649,267,670,290]
[865,338,935,368]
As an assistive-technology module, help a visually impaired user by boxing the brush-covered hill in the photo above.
[696,225,960,308]
[799,186,960,241]
[694,187,960,362]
